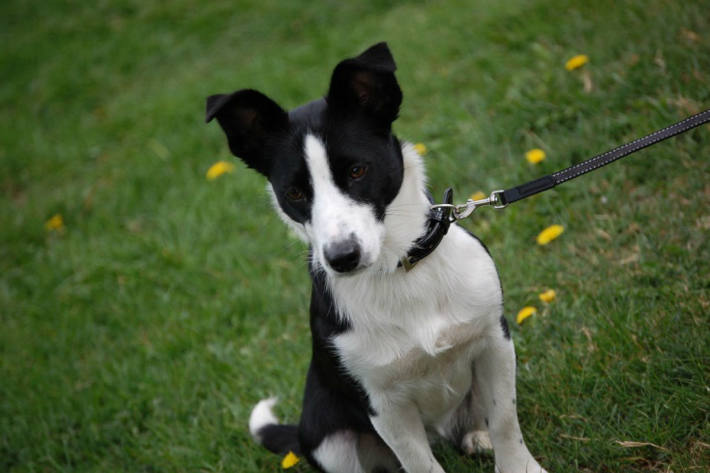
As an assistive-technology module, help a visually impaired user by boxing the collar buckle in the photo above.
[431,189,507,221]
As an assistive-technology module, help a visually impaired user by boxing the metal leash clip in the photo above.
[430,190,506,221]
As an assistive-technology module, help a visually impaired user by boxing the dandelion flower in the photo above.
[282,451,300,469]
[470,191,486,201]
[413,143,428,155]
[206,161,235,180]
[517,306,537,324]
[539,289,556,303]
[45,214,64,231]
[565,54,589,71]
[536,224,564,245]
[525,148,546,164]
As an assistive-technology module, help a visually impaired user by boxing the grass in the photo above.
[1,0,708,471]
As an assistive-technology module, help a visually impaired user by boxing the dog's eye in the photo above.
[285,187,305,202]
[349,165,367,180]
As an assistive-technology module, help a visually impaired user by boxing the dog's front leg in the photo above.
[475,335,547,473]
[368,398,445,473]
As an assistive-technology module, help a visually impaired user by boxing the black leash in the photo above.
[499,108,710,207]
[401,109,710,271]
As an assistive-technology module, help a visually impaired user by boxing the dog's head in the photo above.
[206,43,407,276]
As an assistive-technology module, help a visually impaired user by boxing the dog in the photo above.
[206,42,547,473]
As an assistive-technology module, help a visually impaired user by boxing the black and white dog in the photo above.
[206,43,547,473]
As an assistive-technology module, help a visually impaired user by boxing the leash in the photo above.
[401,109,710,271]
[433,108,710,220]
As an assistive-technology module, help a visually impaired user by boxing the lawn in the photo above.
[1,0,708,472]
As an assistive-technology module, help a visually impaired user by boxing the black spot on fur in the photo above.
[500,315,511,339]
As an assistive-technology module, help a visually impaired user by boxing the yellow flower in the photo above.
[565,54,589,71]
[539,289,556,303]
[45,214,64,231]
[282,451,300,469]
[206,161,235,180]
[413,143,427,155]
[536,224,564,245]
[517,306,537,324]
[470,191,486,201]
[525,148,546,164]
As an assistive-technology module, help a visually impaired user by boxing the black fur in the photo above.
[500,315,511,340]
[297,266,380,469]
[257,424,300,455]
[205,90,288,176]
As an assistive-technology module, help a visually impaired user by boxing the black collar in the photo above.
[399,188,454,271]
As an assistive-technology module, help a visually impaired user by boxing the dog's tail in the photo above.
[248,398,301,455]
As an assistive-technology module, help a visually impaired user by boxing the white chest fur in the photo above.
[330,224,502,420]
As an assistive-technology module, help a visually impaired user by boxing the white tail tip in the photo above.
[248,397,279,442]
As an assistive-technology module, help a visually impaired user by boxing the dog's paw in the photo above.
[461,430,493,455]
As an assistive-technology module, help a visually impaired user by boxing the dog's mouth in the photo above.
[325,264,368,278]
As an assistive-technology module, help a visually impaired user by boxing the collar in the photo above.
[398,188,454,272]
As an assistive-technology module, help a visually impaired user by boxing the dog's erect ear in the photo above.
[327,42,402,130]
[205,89,288,176]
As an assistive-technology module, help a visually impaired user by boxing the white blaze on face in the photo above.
[303,134,384,273]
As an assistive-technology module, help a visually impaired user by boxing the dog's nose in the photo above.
[324,239,361,273]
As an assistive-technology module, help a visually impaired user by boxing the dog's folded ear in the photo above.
[205,89,288,176]
[327,42,402,131]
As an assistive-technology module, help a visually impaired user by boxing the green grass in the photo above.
[1,0,709,472]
